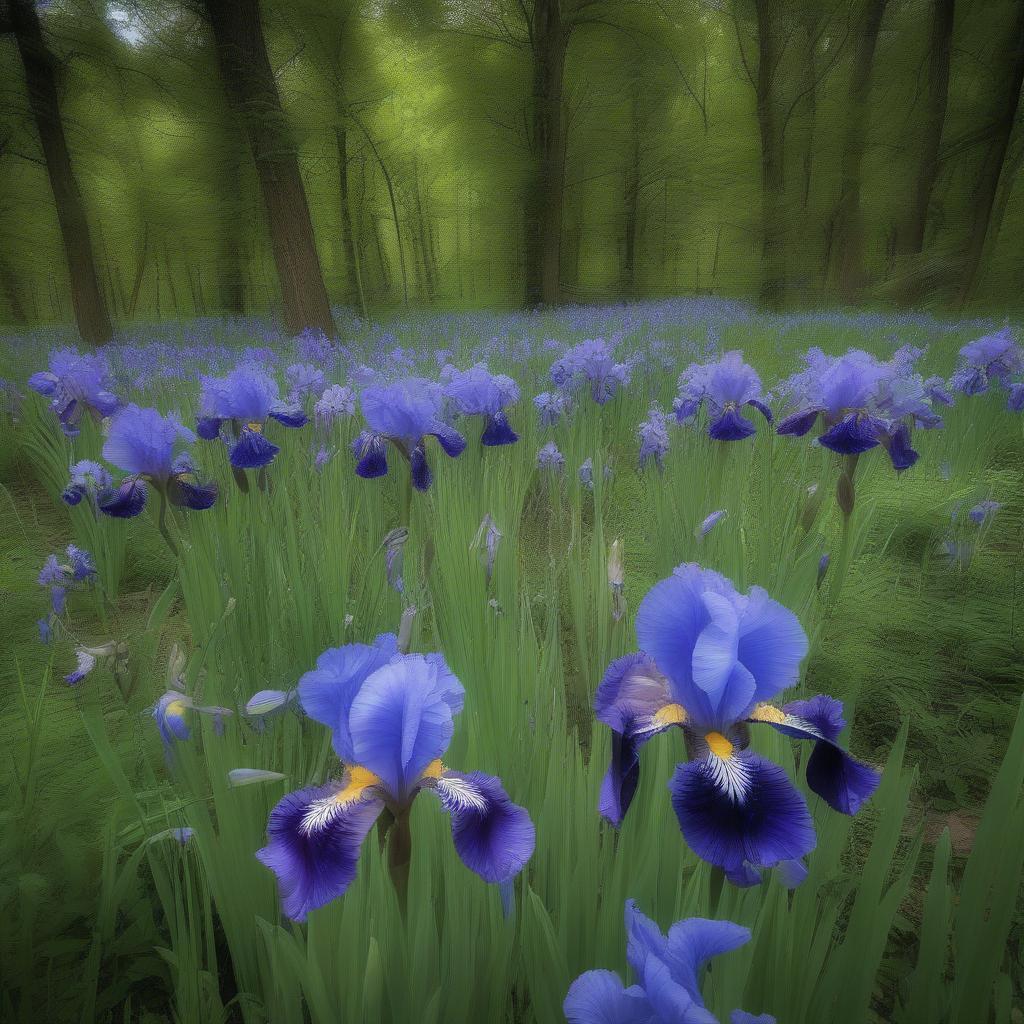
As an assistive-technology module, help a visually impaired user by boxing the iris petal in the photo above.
[669,750,815,882]
[433,770,535,883]
[736,586,808,706]
[410,444,433,491]
[256,782,383,922]
[776,408,821,437]
[354,432,389,479]
[818,412,883,455]
[563,971,653,1024]
[708,407,757,441]
[98,478,148,518]
[480,411,519,446]
[229,427,280,469]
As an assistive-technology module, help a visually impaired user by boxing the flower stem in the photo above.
[386,806,412,920]
[156,487,179,558]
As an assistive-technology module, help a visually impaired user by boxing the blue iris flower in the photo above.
[28,348,121,436]
[565,900,775,1024]
[776,348,941,471]
[257,634,535,921]
[197,363,307,470]
[38,544,96,620]
[535,390,571,426]
[153,690,232,749]
[97,405,218,517]
[550,339,632,405]
[62,460,113,510]
[595,564,879,886]
[674,351,772,441]
[949,327,1023,396]
[352,378,466,491]
[442,362,521,446]
[638,408,671,470]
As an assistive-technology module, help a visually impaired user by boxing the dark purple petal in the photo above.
[669,751,815,880]
[98,478,148,518]
[434,770,535,883]
[229,427,279,469]
[818,413,882,455]
[708,407,757,442]
[880,422,919,471]
[196,416,224,440]
[256,783,383,922]
[28,371,59,397]
[410,444,433,491]
[746,398,774,424]
[480,411,519,446]
[169,476,219,511]
[62,484,85,506]
[430,422,467,458]
[776,408,821,437]
[269,402,308,429]
[353,431,388,479]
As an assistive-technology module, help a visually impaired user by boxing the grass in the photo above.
[0,298,1022,1023]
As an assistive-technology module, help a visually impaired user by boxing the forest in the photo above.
[1,0,1023,342]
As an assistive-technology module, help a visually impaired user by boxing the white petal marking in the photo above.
[701,752,753,804]
[437,774,490,814]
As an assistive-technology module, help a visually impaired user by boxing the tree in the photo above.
[2,0,113,344]
[200,0,336,336]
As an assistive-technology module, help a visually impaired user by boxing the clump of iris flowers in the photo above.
[442,362,521,446]
[61,459,113,512]
[37,544,97,641]
[535,390,571,426]
[352,377,466,491]
[28,348,120,436]
[776,347,942,472]
[949,327,1022,398]
[257,633,535,920]
[565,899,775,1024]
[673,350,773,441]
[595,563,879,886]
[550,339,632,405]
[197,363,307,470]
[95,405,217,551]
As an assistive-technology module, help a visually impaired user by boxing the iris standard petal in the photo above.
[256,781,384,922]
[297,634,399,762]
[229,427,280,469]
[348,656,456,800]
[746,398,773,423]
[433,769,535,883]
[669,750,815,882]
[98,478,149,518]
[663,916,751,1004]
[564,971,654,1024]
[735,586,808,706]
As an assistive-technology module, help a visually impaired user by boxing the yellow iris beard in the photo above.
[335,765,381,806]
[421,759,445,781]
[246,421,263,433]
[705,731,734,759]
[165,699,188,718]
[749,703,787,725]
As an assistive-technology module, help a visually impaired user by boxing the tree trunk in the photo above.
[10,0,112,344]
[0,257,27,323]
[955,2,1024,307]
[831,0,889,303]
[754,0,788,309]
[523,0,566,307]
[622,77,642,299]
[898,0,954,258]
[217,137,247,315]
[202,0,335,337]
[335,123,364,311]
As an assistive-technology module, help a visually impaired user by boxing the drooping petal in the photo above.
[97,478,148,518]
[353,431,388,479]
[663,915,751,1005]
[480,411,519,446]
[410,443,433,491]
[879,421,919,472]
[429,422,467,458]
[229,427,279,469]
[708,407,757,441]
[168,475,218,511]
[746,398,773,423]
[256,781,384,921]
[196,415,224,440]
[749,696,880,815]
[348,656,456,800]
[669,750,815,882]
[563,971,653,1024]
[818,412,883,455]
[432,770,535,883]
[594,653,684,826]
[776,408,821,437]
[268,401,308,428]
[297,634,399,762]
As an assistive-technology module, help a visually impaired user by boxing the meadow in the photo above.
[1,298,1022,1024]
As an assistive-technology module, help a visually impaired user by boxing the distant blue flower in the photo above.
[285,363,327,402]
[1008,382,1024,413]
[28,348,120,436]
[257,635,535,920]
[817,552,830,588]
[551,339,631,405]
[294,327,337,368]
[595,564,879,885]
[674,351,772,441]
[314,384,356,428]
[65,640,127,686]
[638,408,670,470]
[564,899,775,1024]
[97,405,217,517]
[968,500,1000,525]
[197,364,307,469]
[696,510,726,538]
[776,348,940,471]
[535,390,570,426]
[923,376,954,407]
[37,544,96,619]
[353,378,466,491]
[61,460,113,509]
[443,363,520,446]
[537,442,565,472]
[153,691,233,748]
[949,327,1023,396]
